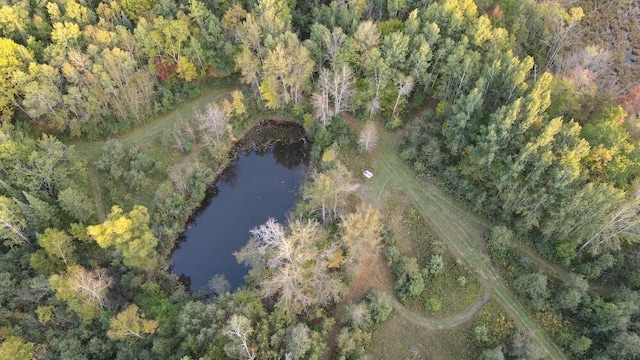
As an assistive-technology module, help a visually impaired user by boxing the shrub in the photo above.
[424,297,442,312]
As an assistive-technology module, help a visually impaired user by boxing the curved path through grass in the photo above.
[362,125,567,359]
[390,290,491,330]
[69,79,241,161]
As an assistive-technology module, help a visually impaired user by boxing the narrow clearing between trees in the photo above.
[70,80,240,162]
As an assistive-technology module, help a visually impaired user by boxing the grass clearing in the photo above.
[367,312,478,360]
[334,117,486,359]
[351,116,567,359]
[381,188,484,318]
[69,77,242,162]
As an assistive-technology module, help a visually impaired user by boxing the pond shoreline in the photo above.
[183,118,309,231]
[169,118,310,291]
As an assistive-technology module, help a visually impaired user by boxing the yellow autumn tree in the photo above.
[340,206,383,269]
[87,206,159,272]
[107,304,158,340]
[0,336,34,360]
[177,56,198,82]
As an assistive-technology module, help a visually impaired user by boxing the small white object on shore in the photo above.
[363,170,373,179]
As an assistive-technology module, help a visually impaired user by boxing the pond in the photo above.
[170,121,310,292]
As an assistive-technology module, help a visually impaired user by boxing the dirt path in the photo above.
[324,250,490,359]
[390,290,491,330]
[363,127,567,359]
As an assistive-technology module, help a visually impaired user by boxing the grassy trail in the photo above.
[67,80,240,217]
[86,166,106,220]
[68,80,241,162]
[362,127,567,359]
[390,290,491,330]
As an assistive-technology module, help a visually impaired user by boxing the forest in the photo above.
[1,0,640,358]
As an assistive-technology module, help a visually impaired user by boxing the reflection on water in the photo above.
[171,137,309,292]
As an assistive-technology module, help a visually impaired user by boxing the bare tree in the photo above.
[579,197,640,254]
[358,122,378,152]
[0,196,30,246]
[235,219,345,314]
[324,27,346,67]
[392,75,414,118]
[312,65,354,124]
[555,45,612,93]
[544,6,584,70]
[224,315,256,360]
[196,102,228,145]
[312,68,331,126]
[69,266,113,309]
[331,63,355,116]
[208,274,231,295]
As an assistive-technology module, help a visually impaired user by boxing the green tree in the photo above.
[87,205,159,272]
[186,0,234,75]
[569,335,591,357]
[395,257,424,300]
[19,63,67,129]
[285,323,312,359]
[408,34,433,92]
[513,273,549,311]
[37,228,76,266]
[305,162,355,224]
[57,187,95,222]
[361,48,391,118]
[428,254,444,275]
[29,134,72,197]
[17,191,61,233]
[606,331,640,359]
[0,336,34,360]
[382,31,409,73]
[479,346,505,360]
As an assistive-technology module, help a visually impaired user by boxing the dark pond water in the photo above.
[171,123,309,292]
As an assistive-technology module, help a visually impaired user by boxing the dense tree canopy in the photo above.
[1,0,639,358]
